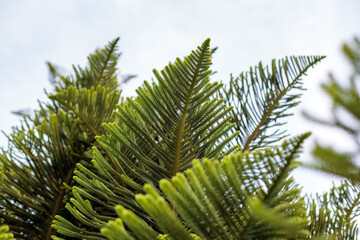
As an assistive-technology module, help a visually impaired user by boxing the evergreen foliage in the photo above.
[306,181,360,239]
[220,56,324,150]
[52,38,239,239]
[4,36,358,239]
[101,133,311,240]
[303,37,360,239]
[0,38,121,239]
[0,225,15,240]
[305,37,360,180]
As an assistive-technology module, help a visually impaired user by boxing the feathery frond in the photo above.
[0,38,122,239]
[52,38,239,239]
[101,134,310,240]
[221,56,325,151]
[49,85,120,137]
[306,181,360,239]
[0,35,335,240]
[74,37,120,92]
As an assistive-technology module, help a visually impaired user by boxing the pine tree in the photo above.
[0,37,355,239]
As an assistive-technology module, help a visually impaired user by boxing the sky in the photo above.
[0,0,359,194]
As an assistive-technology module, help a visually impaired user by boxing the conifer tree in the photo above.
[1,37,357,239]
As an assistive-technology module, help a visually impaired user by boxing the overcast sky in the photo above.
[0,0,359,194]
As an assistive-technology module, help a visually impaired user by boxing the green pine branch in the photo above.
[101,134,310,240]
[306,181,360,239]
[52,38,239,239]
[0,35,341,240]
[0,38,122,239]
[221,56,325,151]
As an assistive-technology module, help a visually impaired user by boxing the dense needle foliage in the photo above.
[0,36,359,239]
